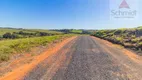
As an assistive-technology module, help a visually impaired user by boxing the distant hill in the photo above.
[0,27,63,39]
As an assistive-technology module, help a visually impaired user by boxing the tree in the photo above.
[19,31,24,34]
[3,32,17,39]
[3,33,12,38]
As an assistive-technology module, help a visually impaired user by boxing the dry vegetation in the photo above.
[92,27,142,55]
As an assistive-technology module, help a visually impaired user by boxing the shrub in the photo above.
[19,31,24,34]
[3,33,17,39]
[116,37,123,42]
[138,42,142,48]
[131,38,139,43]
[0,54,10,62]
[3,33,12,38]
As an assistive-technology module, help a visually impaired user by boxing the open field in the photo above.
[70,29,82,34]
[52,29,90,34]
[0,28,21,35]
[0,28,85,62]
[0,34,74,62]
[0,28,63,39]
[0,28,63,35]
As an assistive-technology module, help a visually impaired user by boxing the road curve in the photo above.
[24,36,142,80]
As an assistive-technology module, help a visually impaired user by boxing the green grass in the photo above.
[0,28,37,35]
[0,29,21,35]
[25,29,63,34]
[0,28,63,37]
[0,34,74,62]
[71,30,82,34]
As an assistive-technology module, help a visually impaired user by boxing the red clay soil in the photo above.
[0,36,77,80]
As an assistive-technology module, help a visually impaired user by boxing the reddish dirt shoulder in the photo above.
[0,36,77,80]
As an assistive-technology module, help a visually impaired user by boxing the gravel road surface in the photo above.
[24,36,142,80]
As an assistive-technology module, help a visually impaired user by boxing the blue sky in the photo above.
[0,0,141,29]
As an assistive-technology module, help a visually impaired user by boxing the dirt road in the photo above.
[22,36,142,80]
[23,36,142,80]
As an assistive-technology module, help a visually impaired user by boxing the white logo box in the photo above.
[109,0,139,20]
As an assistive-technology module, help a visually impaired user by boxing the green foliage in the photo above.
[138,42,142,47]
[3,32,18,39]
[116,37,123,42]
[71,30,82,34]
[131,38,139,43]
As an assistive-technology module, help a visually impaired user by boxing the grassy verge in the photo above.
[0,34,74,62]
[92,28,142,55]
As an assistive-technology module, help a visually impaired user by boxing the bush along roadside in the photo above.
[92,28,142,55]
[0,34,74,62]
